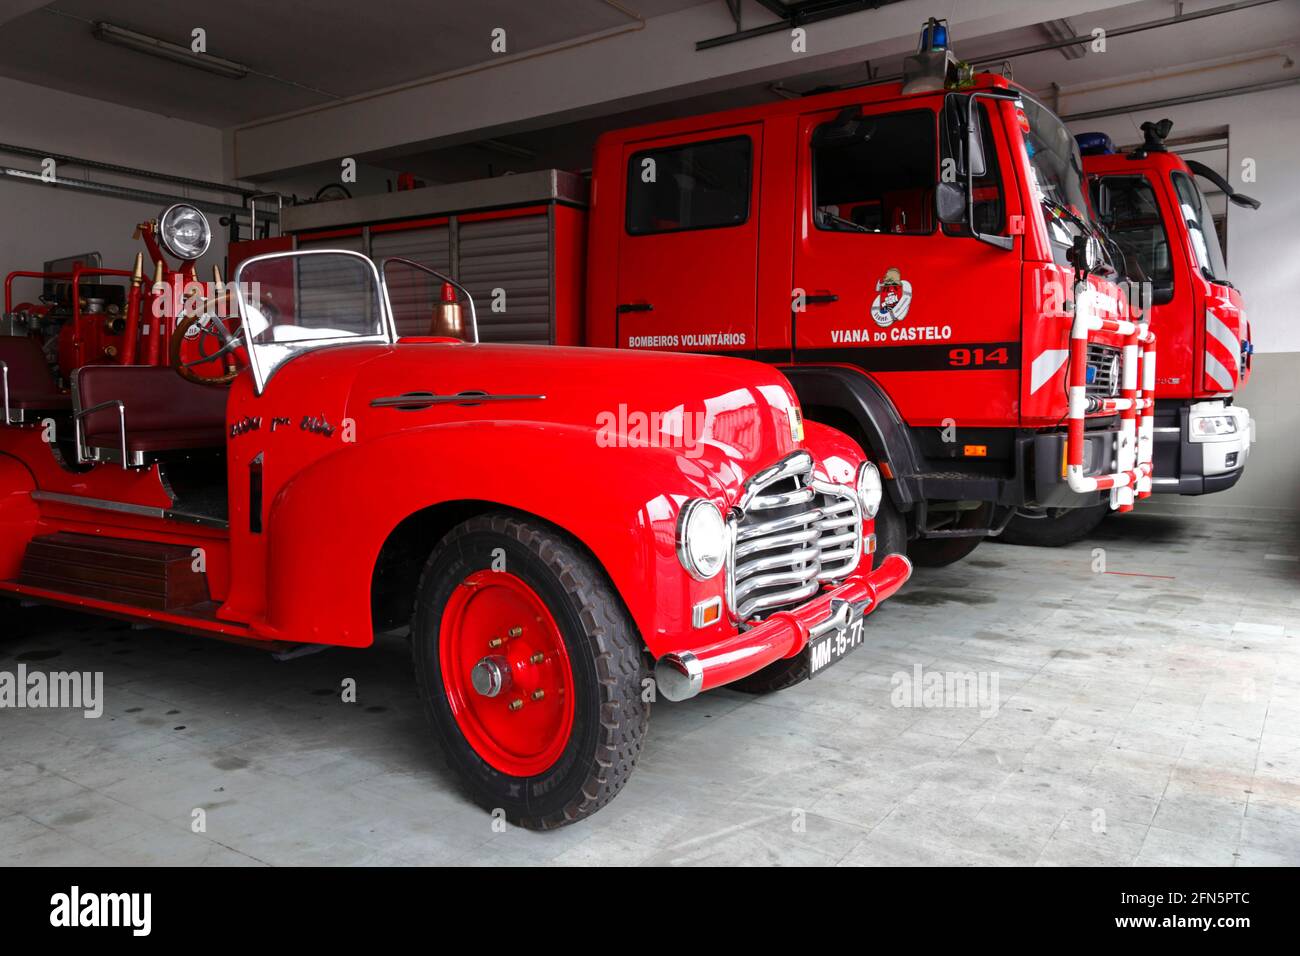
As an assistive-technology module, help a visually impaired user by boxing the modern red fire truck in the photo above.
[1,204,910,828]
[234,22,1157,568]
[999,120,1257,545]
[583,24,1157,565]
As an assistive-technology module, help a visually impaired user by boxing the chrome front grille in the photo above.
[1085,343,1122,398]
[727,451,863,621]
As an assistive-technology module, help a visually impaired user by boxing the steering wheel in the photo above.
[170,290,246,386]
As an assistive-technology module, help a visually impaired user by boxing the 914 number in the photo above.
[948,347,1010,367]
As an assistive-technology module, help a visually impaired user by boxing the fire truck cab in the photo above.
[1081,122,1254,497]
[585,27,1152,565]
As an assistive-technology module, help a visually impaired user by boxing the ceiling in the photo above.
[0,0,710,126]
[365,0,1300,184]
[0,0,1296,188]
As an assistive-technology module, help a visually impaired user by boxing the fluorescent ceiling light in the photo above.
[92,21,249,79]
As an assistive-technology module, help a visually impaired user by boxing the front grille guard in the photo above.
[725,450,863,622]
[1067,288,1156,512]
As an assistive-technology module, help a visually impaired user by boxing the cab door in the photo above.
[790,99,1024,428]
[614,125,761,354]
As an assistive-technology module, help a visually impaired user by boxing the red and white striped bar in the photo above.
[1065,286,1156,510]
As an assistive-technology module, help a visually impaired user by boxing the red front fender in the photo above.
[252,421,733,652]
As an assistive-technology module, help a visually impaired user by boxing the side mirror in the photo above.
[1093,180,1113,221]
[935,182,966,224]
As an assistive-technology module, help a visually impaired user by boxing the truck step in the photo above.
[18,532,210,612]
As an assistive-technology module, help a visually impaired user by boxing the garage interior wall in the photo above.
[1062,82,1300,519]
[0,75,231,282]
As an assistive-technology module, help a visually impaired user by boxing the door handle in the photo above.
[803,293,838,305]
[617,302,654,314]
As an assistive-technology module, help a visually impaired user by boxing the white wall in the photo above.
[1064,83,1300,355]
[0,75,231,290]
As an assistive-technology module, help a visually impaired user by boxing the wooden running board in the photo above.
[18,532,210,611]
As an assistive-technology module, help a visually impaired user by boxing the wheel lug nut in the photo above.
[508,699,524,711]
[530,652,545,664]
[508,626,522,638]
[531,689,545,701]
[488,637,504,648]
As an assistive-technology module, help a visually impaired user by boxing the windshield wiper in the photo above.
[819,210,872,233]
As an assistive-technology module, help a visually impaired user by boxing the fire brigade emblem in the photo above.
[871,267,913,328]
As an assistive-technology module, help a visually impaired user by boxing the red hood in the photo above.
[256,341,814,501]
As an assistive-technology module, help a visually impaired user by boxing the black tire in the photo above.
[727,650,810,695]
[411,512,649,830]
[998,503,1109,548]
[906,503,992,568]
[871,495,907,570]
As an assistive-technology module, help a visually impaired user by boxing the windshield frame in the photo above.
[234,248,396,395]
[379,256,481,343]
[1171,169,1230,284]
[1018,93,1112,269]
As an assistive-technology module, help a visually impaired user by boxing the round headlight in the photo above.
[676,499,727,581]
[158,203,211,260]
[856,461,883,519]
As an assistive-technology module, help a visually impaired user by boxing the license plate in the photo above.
[807,601,867,678]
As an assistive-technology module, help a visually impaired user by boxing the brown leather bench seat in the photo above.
[0,336,71,420]
[75,365,227,463]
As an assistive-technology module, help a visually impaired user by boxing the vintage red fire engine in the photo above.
[0,205,910,828]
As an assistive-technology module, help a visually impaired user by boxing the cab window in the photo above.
[1093,175,1173,293]
[812,110,936,235]
[625,136,751,235]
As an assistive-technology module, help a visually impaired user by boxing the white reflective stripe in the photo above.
[1204,351,1235,391]
[1068,385,1087,417]
[1205,312,1240,361]
[1030,349,1069,393]
[1122,344,1138,391]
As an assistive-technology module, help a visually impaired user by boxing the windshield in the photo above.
[1020,97,1097,260]
[235,249,393,392]
[380,257,479,342]
[1172,170,1229,283]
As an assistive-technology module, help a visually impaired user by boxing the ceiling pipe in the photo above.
[1059,74,1300,122]
[965,0,1281,68]
[0,164,262,218]
[803,0,1282,94]
[0,140,264,200]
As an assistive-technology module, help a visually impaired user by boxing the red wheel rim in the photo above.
[439,570,575,777]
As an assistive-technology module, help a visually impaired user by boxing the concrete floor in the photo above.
[2,511,1298,866]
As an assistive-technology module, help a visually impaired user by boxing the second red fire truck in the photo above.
[1000,119,1257,545]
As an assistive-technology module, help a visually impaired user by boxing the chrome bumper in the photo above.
[654,552,912,702]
